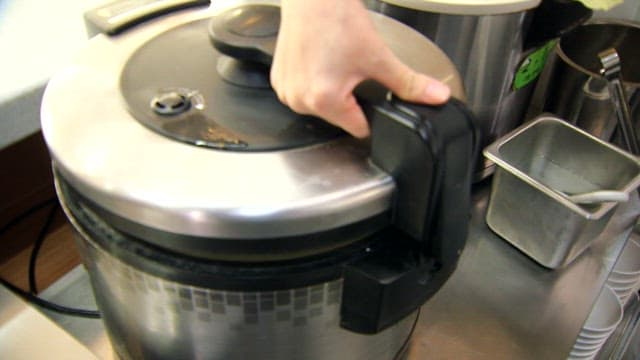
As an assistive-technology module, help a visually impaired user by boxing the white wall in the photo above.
[0,0,109,148]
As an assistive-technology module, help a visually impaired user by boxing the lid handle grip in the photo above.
[208,4,278,66]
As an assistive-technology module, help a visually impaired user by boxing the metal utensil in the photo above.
[567,190,629,204]
[599,48,640,155]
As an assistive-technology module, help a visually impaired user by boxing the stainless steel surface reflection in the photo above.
[45,183,639,359]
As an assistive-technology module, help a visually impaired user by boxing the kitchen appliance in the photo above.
[367,0,592,179]
[41,1,478,359]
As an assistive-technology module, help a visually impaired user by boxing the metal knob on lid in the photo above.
[151,91,191,115]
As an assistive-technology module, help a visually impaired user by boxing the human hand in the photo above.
[271,0,451,138]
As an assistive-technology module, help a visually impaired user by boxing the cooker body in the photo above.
[58,173,416,360]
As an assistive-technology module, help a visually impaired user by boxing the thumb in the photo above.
[372,52,451,105]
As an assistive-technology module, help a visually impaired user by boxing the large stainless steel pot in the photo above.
[540,19,640,148]
[41,1,478,359]
[367,0,592,179]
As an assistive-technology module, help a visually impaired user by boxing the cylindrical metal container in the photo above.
[369,0,591,179]
[371,0,540,180]
[41,1,477,359]
[56,175,416,359]
[541,19,640,146]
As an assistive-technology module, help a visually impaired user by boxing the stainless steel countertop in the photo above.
[11,182,639,359]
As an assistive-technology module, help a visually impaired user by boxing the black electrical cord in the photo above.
[393,307,421,360]
[0,277,101,319]
[0,197,101,319]
[0,197,56,235]
[28,202,59,294]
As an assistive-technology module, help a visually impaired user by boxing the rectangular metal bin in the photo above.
[484,115,640,268]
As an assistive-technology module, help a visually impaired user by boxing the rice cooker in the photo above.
[41,1,478,359]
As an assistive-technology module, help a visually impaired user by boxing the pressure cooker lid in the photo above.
[380,0,541,15]
[41,2,463,257]
[122,5,343,152]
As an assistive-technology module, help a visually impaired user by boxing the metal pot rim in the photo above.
[556,18,640,87]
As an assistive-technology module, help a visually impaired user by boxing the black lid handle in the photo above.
[208,4,278,65]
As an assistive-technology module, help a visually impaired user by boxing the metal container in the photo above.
[371,0,538,180]
[541,19,640,146]
[368,0,592,180]
[484,116,640,268]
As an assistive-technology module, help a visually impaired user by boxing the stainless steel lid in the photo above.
[41,1,463,242]
[379,0,541,15]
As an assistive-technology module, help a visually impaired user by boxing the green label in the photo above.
[513,40,557,90]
